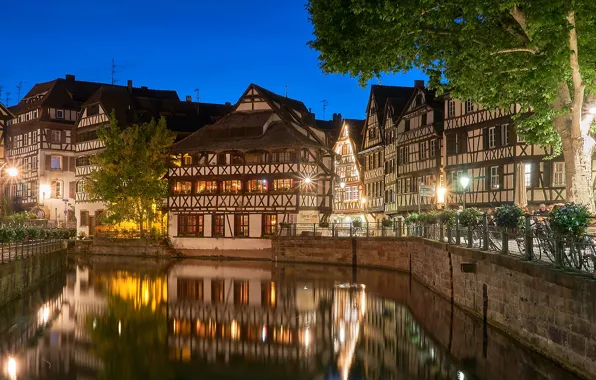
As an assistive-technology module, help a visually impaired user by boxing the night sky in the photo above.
[1,0,424,119]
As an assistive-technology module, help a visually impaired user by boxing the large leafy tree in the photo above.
[308,0,596,210]
[87,113,176,235]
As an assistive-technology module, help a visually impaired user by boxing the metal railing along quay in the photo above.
[276,215,596,276]
[0,239,65,263]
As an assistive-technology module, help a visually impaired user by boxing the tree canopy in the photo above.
[308,0,596,151]
[86,113,176,234]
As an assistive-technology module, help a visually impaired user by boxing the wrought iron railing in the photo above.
[276,215,596,276]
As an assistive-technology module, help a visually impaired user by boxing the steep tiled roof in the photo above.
[344,118,365,152]
[371,85,416,125]
[0,102,13,121]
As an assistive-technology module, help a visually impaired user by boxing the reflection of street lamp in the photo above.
[460,176,470,209]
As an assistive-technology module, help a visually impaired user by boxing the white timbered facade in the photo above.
[5,75,102,223]
[389,85,444,215]
[167,84,334,249]
[360,85,415,222]
[74,82,231,237]
[0,102,12,162]
[331,119,365,223]
[443,97,569,208]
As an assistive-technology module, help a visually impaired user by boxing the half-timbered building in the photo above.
[331,118,365,224]
[74,81,231,236]
[167,84,334,249]
[360,85,415,223]
[0,102,13,162]
[443,97,567,209]
[389,83,444,215]
[6,75,104,223]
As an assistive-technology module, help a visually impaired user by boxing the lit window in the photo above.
[173,181,192,195]
[491,166,499,189]
[182,154,192,165]
[234,215,249,237]
[196,181,217,193]
[178,215,204,237]
[246,179,268,193]
[272,179,294,191]
[488,127,496,148]
[234,280,249,304]
[263,214,277,235]
[51,130,61,143]
[553,162,565,186]
[220,180,242,194]
[213,215,225,237]
[177,279,204,300]
[524,164,532,187]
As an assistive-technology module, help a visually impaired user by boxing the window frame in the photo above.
[178,214,204,237]
[212,215,225,237]
[524,163,532,187]
[50,155,62,170]
[553,162,565,187]
[173,181,193,195]
[234,214,250,237]
[196,180,218,194]
[490,166,500,189]
[488,127,496,149]
[464,99,474,114]
[263,214,277,236]
[448,100,456,118]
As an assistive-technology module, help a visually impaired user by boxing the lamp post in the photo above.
[460,176,470,209]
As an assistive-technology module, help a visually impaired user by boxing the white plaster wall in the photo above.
[249,214,262,237]
[170,237,272,250]
[75,201,105,237]
[204,214,212,237]
[225,214,234,238]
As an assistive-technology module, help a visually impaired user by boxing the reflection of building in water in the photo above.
[330,284,366,380]
[21,266,167,379]
[167,264,333,371]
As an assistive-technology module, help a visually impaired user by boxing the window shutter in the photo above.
[543,162,552,187]
[485,167,491,190]
[70,157,76,172]
[508,124,515,145]
[483,128,489,150]
[63,156,69,171]
[495,125,502,147]
[69,181,76,198]
[499,166,504,189]
[531,162,539,188]
[50,181,57,198]
[459,132,468,153]
[45,155,52,170]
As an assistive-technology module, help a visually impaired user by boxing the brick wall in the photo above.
[272,236,596,378]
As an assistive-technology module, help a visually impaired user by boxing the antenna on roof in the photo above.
[194,88,200,102]
[111,58,118,85]
[5,92,11,107]
[321,100,328,119]
[16,81,27,103]
[285,86,288,98]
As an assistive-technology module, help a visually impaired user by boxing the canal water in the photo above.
[0,257,582,380]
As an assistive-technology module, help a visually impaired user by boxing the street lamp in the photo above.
[437,187,447,205]
[459,176,470,209]
[6,167,18,177]
[339,182,345,189]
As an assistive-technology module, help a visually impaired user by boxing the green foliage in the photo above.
[87,112,176,235]
[458,208,483,228]
[404,213,419,225]
[4,212,40,225]
[319,221,330,228]
[418,211,439,224]
[549,203,592,236]
[307,0,596,154]
[0,227,71,243]
[382,219,393,227]
[494,205,525,229]
[439,210,456,226]
[352,219,362,228]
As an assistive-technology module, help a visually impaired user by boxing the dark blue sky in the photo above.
[1,0,424,120]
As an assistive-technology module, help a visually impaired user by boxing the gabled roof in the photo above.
[343,119,365,152]
[172,84,330,153]
[0,102,13,121]
[370,85,416,126]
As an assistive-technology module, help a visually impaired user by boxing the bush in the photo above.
[424,211,440,224]
[14,228,27,242]
[405,213,419,225]
[382,219,393,227]
[494,205,525,230]
[458,208,483,227]
[27,227,40,240]
[0,228,15,243]
[439,210,456,226]
[549,203,592,237]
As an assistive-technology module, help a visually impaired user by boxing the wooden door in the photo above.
[89,216,96,236]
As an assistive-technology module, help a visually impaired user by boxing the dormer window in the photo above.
[56,110,64,119]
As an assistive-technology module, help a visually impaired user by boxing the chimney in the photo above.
[127,80,133,93]
[333,113,342,128]
[65,74,75,81]
[414,80,425,88]
[186,95,192,102]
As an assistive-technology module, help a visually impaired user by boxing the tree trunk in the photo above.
[561,136,594,210]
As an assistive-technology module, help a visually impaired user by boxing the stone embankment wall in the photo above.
[0,249,67,307]
[73,238,171,256]
[272,236,596,379]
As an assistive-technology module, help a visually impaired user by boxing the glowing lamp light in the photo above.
[437,187,447,204]
[39,184,51,200]
[459,176,470,189]
[304,177,312,184]
[7,357,16,380]
[361,197,367,204]
[589,106,596,115]
[6,167,17,177]
[339,182,346,189]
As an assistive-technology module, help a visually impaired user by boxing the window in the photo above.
[464,99,474,114]
[345,186,352,201]
[56,110,64,119]
[272,179,294,191]
[421,113,427,126]
[430,139,436,157]
[263,214,277,236]
[246,179,268,193]
[80,211,89,227]
[525,164,532,187]
[404,119,410,132]
[553,162,565,186]
[51,130,61,143]
[86,104,100,116]
[173,181,192,195]
[351,186,359,200]
[234,214,249,237]
[51,156,62,170]
[488,127,496,148]
[32,131,38,144]
[221,180,242,194]
[51,180,63,198]
[404,146,409,164]
[76,156,91,166]
[273,150,295,163]
[261,282,277,308]
[448,100,456,118]
[196,181,218,193]
[182,154,192,166]
[213,215,225,237]
[490,166,499,189]
[457,132,468,154]
[419,141,427,160]
[245,151,267,164]
[177,279,204,301]
[517,134,525,143]
[342,144,348,155]
[501,125,509,146]
[368,128,377,139]
[234,281,249,305]
[178,215,204,237]
[76,181,85,193]
[77,129,98,143]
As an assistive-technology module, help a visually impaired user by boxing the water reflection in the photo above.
[0,260,582,380]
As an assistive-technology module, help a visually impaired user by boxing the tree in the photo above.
[86,112,176,236]
[308,0,596,210]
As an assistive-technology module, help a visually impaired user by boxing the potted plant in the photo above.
[458,208,483,228]
[549,203,591,237]
[382,219,393,228]
[439,209,456,226]
[494,205,524,230]
[352,219,362,228]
